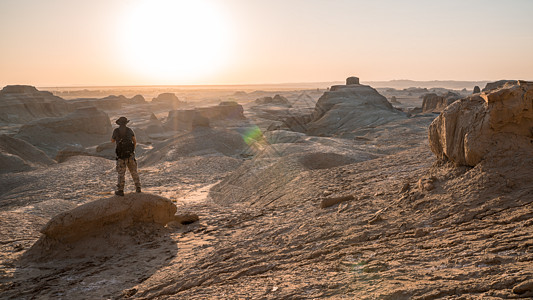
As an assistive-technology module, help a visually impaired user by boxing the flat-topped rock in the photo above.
[305,83,405,136]
[0,85,70,123]
[346,76,360,85]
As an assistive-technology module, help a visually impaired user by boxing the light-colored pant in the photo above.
[116,156,141,191]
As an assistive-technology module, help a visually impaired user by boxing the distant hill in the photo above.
[38,79,493,93]
[364,80,489,90]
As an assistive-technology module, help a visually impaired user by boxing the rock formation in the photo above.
[21,193,177,261]
[152,93,185,109]
[165,102,244,131]
[54,145,94,163]
[130,94,146,104]
[482,80,518,92]
[429,81,533,166]
[144,113,167,135]
[165,109,209,131]
[15,107,112,157]
[0,134,55,173]
[0,85,71,123]
[473,86,481,93]
[40,193,176,243]
[19,106,111,135]
[304,79,405,136]
[280,114,313,133]
[69,95,126,111]
[255,94,292,106]
[421,91,460,113]
[139,128,247,166]
[199,101,245,120]
[346,76,359,85]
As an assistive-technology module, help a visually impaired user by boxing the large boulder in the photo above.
[0,85,71,123]
[421,91,460,113]
[429,81,533,166]
[40,193,177,243]
[21,193,178,261]
[305,82,405,136]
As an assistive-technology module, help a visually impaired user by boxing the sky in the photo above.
[1,0,532,87]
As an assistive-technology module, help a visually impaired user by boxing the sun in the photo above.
[117,0,232,84]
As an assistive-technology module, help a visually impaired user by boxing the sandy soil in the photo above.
[1,87,532,299]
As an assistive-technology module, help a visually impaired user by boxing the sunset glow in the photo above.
[117,0,233,83]
[0,0,532,86]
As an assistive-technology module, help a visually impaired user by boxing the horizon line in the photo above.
[30,78,502,90]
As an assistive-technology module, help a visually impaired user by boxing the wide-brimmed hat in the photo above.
[116,117,130,125]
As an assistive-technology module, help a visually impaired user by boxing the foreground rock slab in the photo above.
[41,193,177,243]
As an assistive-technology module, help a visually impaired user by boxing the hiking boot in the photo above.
[115,190,124,196]
[136,187,141,193]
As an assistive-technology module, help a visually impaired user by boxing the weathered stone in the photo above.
[130,94,146,104]
[165,102,244,131]
[174,213,199,225]
[473,86,481,93]
[255,94,291,106]
[320,194,355,208]
[421,92,460,113]
[55,146,93,163]
[69,95,126,110]
[152,93,185,109]
[306,84,404,137]
[429,81,533,166]
[513,279,533,295]
[18,106,111,135]
[0,134,56,173]
[152,92,181,103]
[0,85,71,123]
[40,193,177,243]
[15,107,112,157]
[346,76,360,85]
[482,80,518,92]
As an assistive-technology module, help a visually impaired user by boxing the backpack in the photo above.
[115,129,135,159]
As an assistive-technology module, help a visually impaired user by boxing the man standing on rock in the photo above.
[111,117,141,196]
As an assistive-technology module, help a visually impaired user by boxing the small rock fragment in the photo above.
[174,213,200,225]
[400,182,410,193]
[513,279,533,295]
[320,195,355,209]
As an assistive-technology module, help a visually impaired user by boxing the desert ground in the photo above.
[0,79,532,299]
